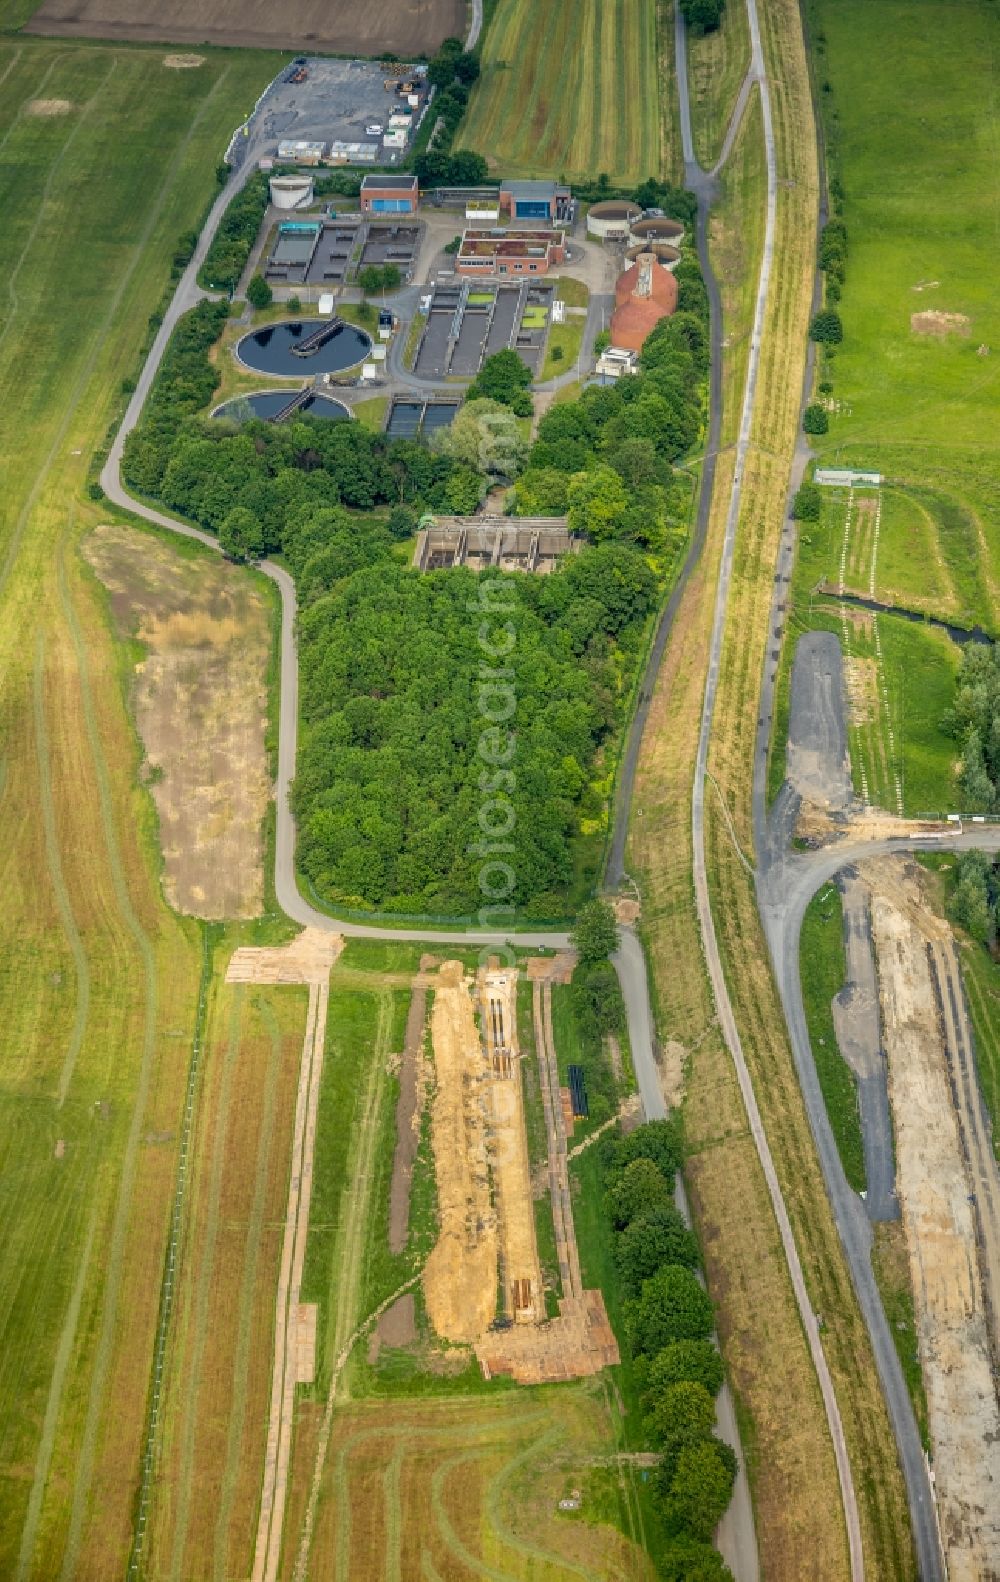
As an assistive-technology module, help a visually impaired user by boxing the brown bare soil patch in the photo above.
[911,310,970,337]
[867,858,1000,1575]
[84,525,271,919]
[844,655,878,725]
[163,52,204,66]
[422,962,498,1342]
[26,0,465,56]
[480,966,543,1322]
[26,97,72,114]
[378,1291,416,1348]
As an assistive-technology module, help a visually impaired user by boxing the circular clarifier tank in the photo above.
[234,319,371,377]
[211,390,352,423]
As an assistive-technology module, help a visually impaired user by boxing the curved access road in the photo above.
[679,0,867,1574]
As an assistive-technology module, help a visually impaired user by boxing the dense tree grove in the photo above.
[679,0,726,31]
[572,898,620,961]
[465,349,534,416]
[948,850,1000,945]
[414,36,489,187]
[944,643,1000,811]
[591,1111,736,1577]
[809,308,843,345]
[198,174,269,293]
[803,402,829,435]
[295,550,656,913]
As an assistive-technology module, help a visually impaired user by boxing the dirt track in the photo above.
[26,0,465,55]
[868,866,1000,1578]
[228,929,343,1582]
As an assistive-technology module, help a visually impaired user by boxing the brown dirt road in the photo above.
[228,929,344,1582]
[479,967,542,1323]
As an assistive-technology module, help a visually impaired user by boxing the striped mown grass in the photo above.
[458,0,669,185]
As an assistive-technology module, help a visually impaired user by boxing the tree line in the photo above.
[945,643,1000,812]
[599,1119,737,1579]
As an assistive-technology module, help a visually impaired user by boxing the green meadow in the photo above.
[811,0,1000,508]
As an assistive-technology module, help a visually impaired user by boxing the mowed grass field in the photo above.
[0,37,278,1579]
[811,0,1000,517]
[458,0,671,184]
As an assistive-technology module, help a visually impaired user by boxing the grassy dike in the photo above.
[629,0,916,1575]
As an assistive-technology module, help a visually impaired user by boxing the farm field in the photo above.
[808,0,1000,540]
[0,36,278,1579]
[20,0,464,57]
[458,0,672,185]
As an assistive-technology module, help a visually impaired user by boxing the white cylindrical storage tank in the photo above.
[586,199,642,240]
[629,215,686,249]
[270,173,314,210]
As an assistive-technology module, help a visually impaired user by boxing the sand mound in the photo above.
[911,310,970,336]
[27,98,72,115]
[163,52,204,67]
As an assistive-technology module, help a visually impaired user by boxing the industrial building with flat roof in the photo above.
[456,228,566,278]
[360,173,419,214]
[499,179,572,223]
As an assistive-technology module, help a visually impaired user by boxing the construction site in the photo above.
[856,858,1000,1577]
[422,959,618,1384]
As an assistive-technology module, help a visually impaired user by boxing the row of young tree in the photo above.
[198,174,270,295]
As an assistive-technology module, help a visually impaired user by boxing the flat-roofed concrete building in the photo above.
[499,178,572,222]
[456,228,566,278]
[360,173,419,214]
[413,516,581,573]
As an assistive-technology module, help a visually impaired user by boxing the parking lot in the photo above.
[248,58,428,164]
